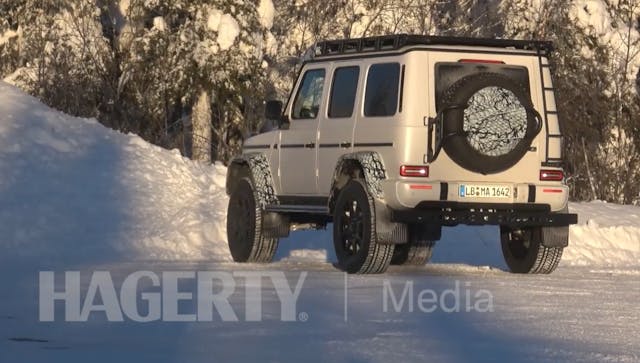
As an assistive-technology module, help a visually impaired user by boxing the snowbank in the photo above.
[0,82,231,266]
[564,202,640,267]
[413,203,640,269]
[0,81,638,269]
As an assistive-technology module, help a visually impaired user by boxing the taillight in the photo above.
[400,165,429,177]
[540,169,564,181]
[458,59,505,64]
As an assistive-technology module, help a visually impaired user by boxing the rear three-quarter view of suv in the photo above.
[225,34,578,274]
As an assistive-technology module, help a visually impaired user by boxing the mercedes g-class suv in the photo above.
[226,34,578,274]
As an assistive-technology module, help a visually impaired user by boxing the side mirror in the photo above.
[265,100,289,130]
[279,116,290,130]
[265,100,283,120]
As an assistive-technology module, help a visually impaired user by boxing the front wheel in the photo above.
[500,226,565,274]
[227,177,278,263]
[333,179,394,274]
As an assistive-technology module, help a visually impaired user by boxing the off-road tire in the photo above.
[440,72,540,174]
[333,179,394,274]
[227,177,278,263]
[500,226,564,274]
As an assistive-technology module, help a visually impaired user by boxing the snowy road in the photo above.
[1,82,639,362]
[2,259,639,363]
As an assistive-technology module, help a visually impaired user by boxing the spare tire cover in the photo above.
[440,72,541,174]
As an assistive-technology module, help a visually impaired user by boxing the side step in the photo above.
[264,204,330,215]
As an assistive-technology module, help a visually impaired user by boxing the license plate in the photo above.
[459,184,512,198]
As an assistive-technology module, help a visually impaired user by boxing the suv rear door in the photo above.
[317,63,361,195]
[427,51,543,182]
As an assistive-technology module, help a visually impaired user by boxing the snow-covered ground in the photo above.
[0,82,230,264]
[0,81,638,362]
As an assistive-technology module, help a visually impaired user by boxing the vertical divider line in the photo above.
[344,272,348,322]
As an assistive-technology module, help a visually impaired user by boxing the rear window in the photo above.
[364,63,400,117]
[434,62,530,111]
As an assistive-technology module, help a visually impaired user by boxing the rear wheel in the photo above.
[227,177,278,263]
[500,226,564,274]
[333,179,394,274]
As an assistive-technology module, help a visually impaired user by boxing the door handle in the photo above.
[304,142,316,148]
[340,142,351,148]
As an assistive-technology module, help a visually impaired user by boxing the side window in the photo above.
[328,66,360,118]
[292,69,326,119]
[364,63,400,117]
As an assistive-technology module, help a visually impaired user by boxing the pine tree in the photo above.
[594,0,640,203]
[2,1,112,118]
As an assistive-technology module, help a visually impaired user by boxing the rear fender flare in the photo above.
[329,152,407,244]
[329,152,387,209]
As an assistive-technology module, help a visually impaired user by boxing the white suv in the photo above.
[226,35,577,274]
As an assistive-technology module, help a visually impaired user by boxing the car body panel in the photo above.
[238,42,569,216]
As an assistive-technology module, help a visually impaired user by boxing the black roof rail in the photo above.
[314,34,553,58]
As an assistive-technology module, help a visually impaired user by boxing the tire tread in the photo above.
[334,179,394,274]
[227,177,279,263]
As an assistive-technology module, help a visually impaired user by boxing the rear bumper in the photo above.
[390,201,578,228]
[381,180,569,212]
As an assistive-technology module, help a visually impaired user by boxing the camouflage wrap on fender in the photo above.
[332,151,387,200]
[227,153,278,208]
[356,152,388,198]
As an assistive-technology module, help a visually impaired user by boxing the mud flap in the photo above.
[538,225,569,248]
[374,199,408,245]
[262,212,291,239]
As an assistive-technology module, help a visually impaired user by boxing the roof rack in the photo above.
[313,34,553,58]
